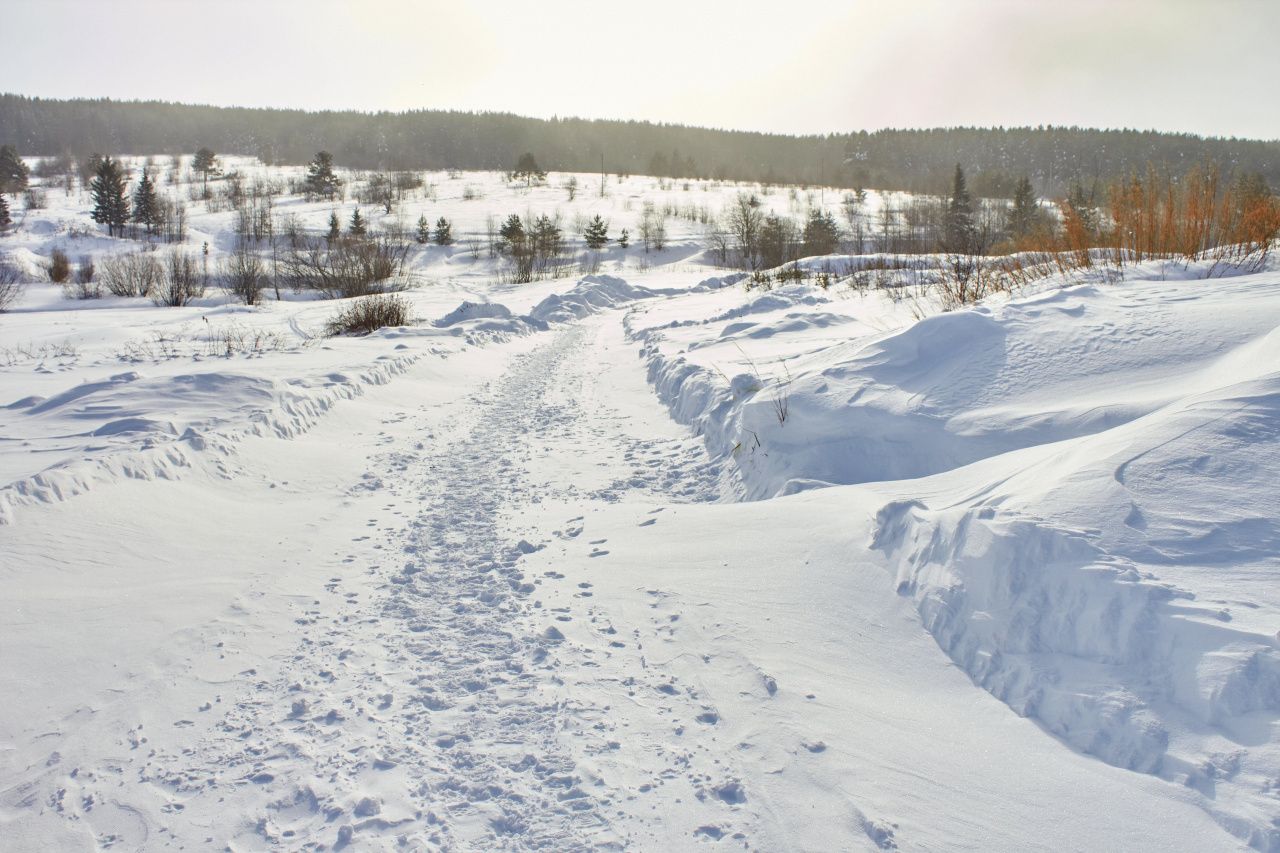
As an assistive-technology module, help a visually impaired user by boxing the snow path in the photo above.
[162,316,721,850]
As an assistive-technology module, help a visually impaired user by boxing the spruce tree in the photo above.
[416,214,431,244]
[802,209,840,256]
[304,151,340,200]
[327,211,341,242]
[618,228,630,249]
[0,145,29,195]
[944,163,975,254]
[192,147,218,196]
[433,217,454,246]
[90,157,130,237]
[348,207,366,237]
[0,192,11,233]
[132,170,160,235]
[583,215,609,250]
[1009,176,1038,240]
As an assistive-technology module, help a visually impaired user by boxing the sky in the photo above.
[3,0,1278,140]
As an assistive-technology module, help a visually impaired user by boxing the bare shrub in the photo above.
[45,249,71,283]
[100,251,164,297]
[281,235,409,299]
[152,250,204,306]
[221,246,269,305]
[0,254,26,311]
[324,293,411,336]
[65,254,102,299]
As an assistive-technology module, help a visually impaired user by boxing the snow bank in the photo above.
[0,352,420,524]
[632,268,1280,846]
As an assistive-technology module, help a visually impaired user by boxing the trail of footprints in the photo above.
[21,319,778,850]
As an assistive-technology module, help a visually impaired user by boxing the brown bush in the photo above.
[324,293,411,336]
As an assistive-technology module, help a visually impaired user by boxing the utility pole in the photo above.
[600,152,605,198]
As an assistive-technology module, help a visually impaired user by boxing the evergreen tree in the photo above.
[433,216,454,246]
[944,163,976,253]
[192,147,219,196]
[0,192,11,233]
[583,215,609,250]
[327,211,341,242]
[90,157,130,237]
[1066,181,1100,236]
[801,209,840,256]
[1008,175,1039,240]
[617,228,630,249]
[304,151,340,200]
[348,207,366,237]
[498,213,526,253]
[0,145,30,195]
[415,214,431,244]
[132,170,160,235]
[512,152,545,188]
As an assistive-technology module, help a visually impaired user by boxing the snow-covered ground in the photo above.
[2,161,1278,851]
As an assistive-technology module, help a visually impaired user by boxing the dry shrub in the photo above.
[152,250,204,306]
[65,254,102,299]
[100,250,164,297]
[0,254,25,311]
[325,293,410,336]
[221,247,269,305]
[281,234,409,298]
[46,249,71,283]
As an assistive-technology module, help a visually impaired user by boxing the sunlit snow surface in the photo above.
[2,159,1277,850]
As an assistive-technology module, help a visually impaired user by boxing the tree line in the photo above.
[3,93,1279,196]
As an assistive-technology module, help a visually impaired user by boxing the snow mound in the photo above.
[528,275,661,323]
[703,284,830,324]
[433,300,515,327]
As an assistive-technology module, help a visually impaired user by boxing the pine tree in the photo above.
[192,147,218,197]
[327,211,341,242]
[433,216,454,246]
[0,145,30,195]
[132,170,160,235]
[1008,175,1038,240]
[802,209,840,256]
[304,151,340,200]
[618,228,630,249]
[0,192,11,233]
[348,207,366,237]
[512,152,545,188]
[415,214,431,244]
[583,215,609,250]
[90,157,130,237]
[944,163,975,253]
[498,213,526,253]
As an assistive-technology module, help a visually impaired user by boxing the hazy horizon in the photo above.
[4,0,1278,141]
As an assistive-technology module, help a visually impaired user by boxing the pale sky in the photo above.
[3,0,1278,139]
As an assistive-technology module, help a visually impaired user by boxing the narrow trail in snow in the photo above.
[162,315,724,850]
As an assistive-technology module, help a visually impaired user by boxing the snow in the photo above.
[1,158,1278,850]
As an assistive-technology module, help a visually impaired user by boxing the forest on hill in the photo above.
[2,93,1279,198]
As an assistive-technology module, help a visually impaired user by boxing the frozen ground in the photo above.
[1,162,1278,851]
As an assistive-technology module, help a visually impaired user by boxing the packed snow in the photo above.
[1,159,1278,851]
